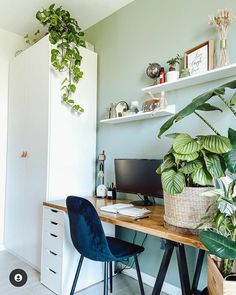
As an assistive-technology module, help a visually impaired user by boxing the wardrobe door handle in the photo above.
[48,268,56,274]
[49,250,57,256]
[50,233,58,238]
[50,221,58,225]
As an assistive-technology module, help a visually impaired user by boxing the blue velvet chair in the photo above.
[66,196,145,295]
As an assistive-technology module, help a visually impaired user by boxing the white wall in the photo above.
[0,28,25,248]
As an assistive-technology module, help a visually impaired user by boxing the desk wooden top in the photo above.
[43,197,205,250]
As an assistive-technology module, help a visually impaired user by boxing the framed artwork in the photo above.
[184,40,214,76]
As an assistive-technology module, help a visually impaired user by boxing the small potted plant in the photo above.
[166,54,182,82]
[199,180,236,295]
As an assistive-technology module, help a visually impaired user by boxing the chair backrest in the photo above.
[66,196,114,262]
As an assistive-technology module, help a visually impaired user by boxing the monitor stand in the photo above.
[131,196,153,206]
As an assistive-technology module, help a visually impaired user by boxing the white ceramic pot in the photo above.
[166,70,179,82]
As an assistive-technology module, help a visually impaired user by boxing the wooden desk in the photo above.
[43,197,205,295]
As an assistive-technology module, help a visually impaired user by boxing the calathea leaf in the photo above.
[203,153,225,178]
[161,169,185,195]
[165,133,181,139]
[225,128,236,174]
[156,155,175,174]
[191,166,213,186]
[173,151,199,162]
[230,92,236,105]
[200,231,236,259]
[173,134,201,155]
[198,135,232,154]
[179,160,203,174]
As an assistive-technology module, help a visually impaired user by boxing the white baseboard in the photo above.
[121,265,181,295]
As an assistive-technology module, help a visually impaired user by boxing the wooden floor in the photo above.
[0,251,166,295]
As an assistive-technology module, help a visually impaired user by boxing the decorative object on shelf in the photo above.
[109,103,117,118]
[26,4,85,113]
[180,68,190,78]
[96,151,107,198]
[159,67,165,84]
[146,63,162,85]
[166,54,182,82]
[143,98,160,112]
[209,8,235,68]
[115,101,129,117]
[130,101,140,114]
[157,79,236,234]
[184,40,214,76]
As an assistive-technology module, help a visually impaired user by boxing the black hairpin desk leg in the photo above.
[176,243,191,295]
[192,249,206,295]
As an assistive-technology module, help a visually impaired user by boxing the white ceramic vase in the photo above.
[166,70,179,82]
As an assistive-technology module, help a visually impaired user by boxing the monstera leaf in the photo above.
[225,128,236,174]
[161,169,185,195]
[173,134,201,155]
[196,103,223,112]
[200,231,236,259]
[198,135,232,154]
[203,153,225,178]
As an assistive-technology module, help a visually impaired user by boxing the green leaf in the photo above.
[173,151,199,162]
[225,128,236,173]
[191,166,213,186]
[68,84,76,93]
[161,169,185,195]
[173,134,201,155]
[221,80,236,90]
[158,90,216,138]
[156,156,175,174]
[196,103,223,112]
[230,92,236,105]
[203,153,225,178]
[179,160,203,174]
[200,231,236,259]
[198,135,232,154]
[165,133,181,139]
[227,179,236,198]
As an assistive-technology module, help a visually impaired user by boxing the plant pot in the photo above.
[208,255,236,295]
[164,187,215,235]
[166,70,179,82]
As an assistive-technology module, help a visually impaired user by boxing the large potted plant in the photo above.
[199,180,236,295]
[157,80,236,233]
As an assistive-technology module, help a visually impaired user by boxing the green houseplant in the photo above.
[199,179,236,275]
[166,54,182,82]
[157,80,236,232]
[25,4,85,112]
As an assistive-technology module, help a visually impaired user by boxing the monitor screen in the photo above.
[114,159,163,198]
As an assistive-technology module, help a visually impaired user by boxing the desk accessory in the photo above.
[96,151,107,198]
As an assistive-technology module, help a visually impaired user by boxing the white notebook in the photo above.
[100,203,151,217]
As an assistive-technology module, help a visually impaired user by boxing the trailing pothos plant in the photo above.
[199,180,236,277]
[26,4,85,112]
[157,80,236,195]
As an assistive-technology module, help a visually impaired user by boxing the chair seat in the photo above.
[106,236,144,260]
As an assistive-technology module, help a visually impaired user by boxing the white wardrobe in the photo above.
[5,36,97,269]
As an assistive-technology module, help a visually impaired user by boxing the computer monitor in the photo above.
[114,159,163,206]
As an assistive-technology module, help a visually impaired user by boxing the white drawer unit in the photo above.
[41,205,115,295]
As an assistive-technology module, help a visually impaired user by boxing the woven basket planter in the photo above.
[164,187,214,235]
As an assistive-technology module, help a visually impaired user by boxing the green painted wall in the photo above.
[85,0,236,290]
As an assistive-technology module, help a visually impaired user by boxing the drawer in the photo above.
[43,219,64,238]
[42,231,63,256]
[41,265,61,295]
[41,248,62,274]
[43,207,64,225]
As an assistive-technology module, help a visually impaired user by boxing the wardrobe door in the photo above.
[5,49,29,261]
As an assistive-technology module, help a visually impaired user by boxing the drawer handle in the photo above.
[50,233,58,238]
[50,209,58,213]
[49,250,57,256]
[50,221,58,225]
[48,268,57,274]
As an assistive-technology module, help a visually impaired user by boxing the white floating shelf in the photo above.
[142,63,236,94]
[100,105,175,124]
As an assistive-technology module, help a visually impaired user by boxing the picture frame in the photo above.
[184,40,214,76]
